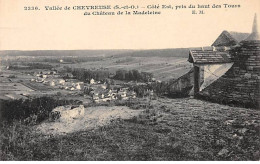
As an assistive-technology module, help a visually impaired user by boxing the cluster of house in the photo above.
[91,88,136,103]
[88,82,136,103]
[31,71,84,91]
[30,71,137,102]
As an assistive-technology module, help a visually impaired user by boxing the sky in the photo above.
[0,0,260,50]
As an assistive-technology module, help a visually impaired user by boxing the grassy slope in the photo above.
[1,98,259,161]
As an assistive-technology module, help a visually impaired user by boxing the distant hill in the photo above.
[125,48,190,58]
[0,48,191,58]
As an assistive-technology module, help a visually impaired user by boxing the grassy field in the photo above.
[1,98,259,160]
[60,56,192,81]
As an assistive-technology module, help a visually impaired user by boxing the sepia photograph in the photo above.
[0,0,260,161]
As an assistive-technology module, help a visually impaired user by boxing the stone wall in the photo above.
[199,41,260,109]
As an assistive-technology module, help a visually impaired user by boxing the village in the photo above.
[29,69,137,103]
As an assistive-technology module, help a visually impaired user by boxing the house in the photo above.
[36,77,44,83]
[49,71,57,75]
[118,89,127,100]
[188,14,260,108]
[43,80,49,84]
[212,31,250,47]
[50,81,55,86]
[108,89,117,99]
[188,46,233,96]
[90,78,95,84]
[76,84,81,90]
[37,74,48,79]
[75,82,84,90]
[59,79,65,85]
[102,92,111,102]
[93,95,100,102]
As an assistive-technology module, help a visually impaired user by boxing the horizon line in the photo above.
[0,46,210,52]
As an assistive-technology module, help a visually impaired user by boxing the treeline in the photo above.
[42,56,104,63]
[126,81,168,97]
[9,63,53,70]
[128,81,192,98]
[0,97,81,124]
[71,68,110,82]
[113,69,153,82]
[126,70,194,98]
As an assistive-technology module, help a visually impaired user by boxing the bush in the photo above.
[0,97,81,124]
[8,75,16,78]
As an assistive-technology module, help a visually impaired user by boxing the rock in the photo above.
[53,105,85,122]
[216,139,226,146]
[224,120,235,125]
[193,146,200,153]
[218,148,229,156]
[238,136,243,140]
[238,128,248,135]
[172,141,182,149]
[244,73,251,79]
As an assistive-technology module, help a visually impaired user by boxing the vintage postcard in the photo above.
[0,0,259,161]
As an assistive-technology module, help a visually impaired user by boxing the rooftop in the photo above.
[212,31,250,47]
[188,48,232,64]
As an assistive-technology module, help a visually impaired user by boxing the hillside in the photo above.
[1,97,259,160]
